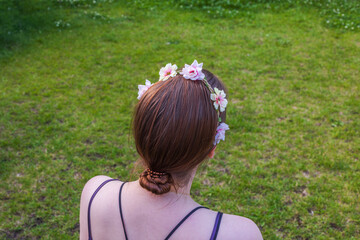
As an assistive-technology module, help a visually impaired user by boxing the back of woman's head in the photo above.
[133,65,227,195]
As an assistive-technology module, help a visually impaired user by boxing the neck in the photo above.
[169,168,196,196]
[136,167,198,202]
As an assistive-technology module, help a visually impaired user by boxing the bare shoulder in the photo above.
[81,175,113,196]
[219,213,263,240]
[80,175,113,215]
[80,175,125,205]
[79,175,122,240]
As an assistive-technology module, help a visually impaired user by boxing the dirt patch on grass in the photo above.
[86,152,104,160]
[0,229,23,239]
[70,222,79,236]
[329,222,344,231]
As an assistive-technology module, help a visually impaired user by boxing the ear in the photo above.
[208,146,216,159]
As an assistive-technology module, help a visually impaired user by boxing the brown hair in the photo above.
[133,69,227,195]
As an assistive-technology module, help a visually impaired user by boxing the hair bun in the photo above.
[139,169,173,195]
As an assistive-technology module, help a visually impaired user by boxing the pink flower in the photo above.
[214,123,230,145]
[180,60,205,81]
[159,63,178,81]
[137,79,153,100]
[210,88,228,112]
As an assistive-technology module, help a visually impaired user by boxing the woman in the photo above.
[80,60,263,240]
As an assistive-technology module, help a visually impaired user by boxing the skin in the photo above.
[80,149,263,240]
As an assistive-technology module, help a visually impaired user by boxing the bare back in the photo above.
[80,176,263,240]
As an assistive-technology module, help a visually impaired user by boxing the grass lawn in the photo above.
[0,1,359,239]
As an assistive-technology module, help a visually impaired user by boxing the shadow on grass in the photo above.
[0,0,105,57]
[0,1,60,50]
[2,0,359,58]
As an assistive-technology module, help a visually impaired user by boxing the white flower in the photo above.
[137,79,153,100]
[210,88,228,112]
[159,63,178,81]
[180,60,205,81]
[214,123,230,145]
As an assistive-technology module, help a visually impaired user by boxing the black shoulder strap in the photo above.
[87,179,119,240]
[164,206,208,240]
[210,212,223,240]
[118,182,128,240]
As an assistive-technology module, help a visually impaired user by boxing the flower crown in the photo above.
[137,60,229,145]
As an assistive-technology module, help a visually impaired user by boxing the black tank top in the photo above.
[87,179,223,240]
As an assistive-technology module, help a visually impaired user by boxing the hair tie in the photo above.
[139,168,173,194]
[146,168,167,178]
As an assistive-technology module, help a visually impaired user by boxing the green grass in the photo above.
[1,1,359,239]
